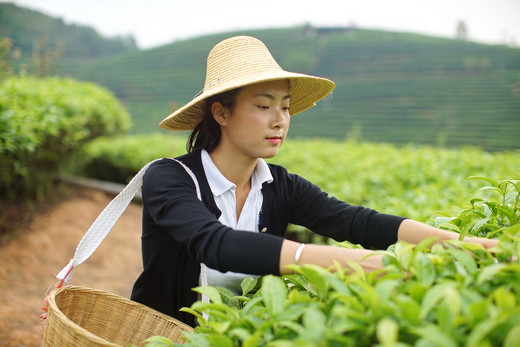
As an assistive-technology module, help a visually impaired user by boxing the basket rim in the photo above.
[46,284,193,345]
[46,285,119,346]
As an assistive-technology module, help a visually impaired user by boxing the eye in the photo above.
[257,105,270,110]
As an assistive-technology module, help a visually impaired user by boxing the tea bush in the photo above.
[74,133,187,183]
[141,179,520,347]
[78,133,520,239]
[431,178,520,238]
[0,76,131,200]
[88,134,519,345]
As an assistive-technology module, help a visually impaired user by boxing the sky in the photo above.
[4,0,520,49]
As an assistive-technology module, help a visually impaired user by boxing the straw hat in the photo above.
[160,35,335,131]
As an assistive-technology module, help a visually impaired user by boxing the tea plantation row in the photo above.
[77,133,520,224]
[0,76,130,201]
[85,135,518,346]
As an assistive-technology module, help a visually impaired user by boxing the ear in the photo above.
[211,101,229,126]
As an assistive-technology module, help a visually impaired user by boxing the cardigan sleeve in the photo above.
[271,165,406,249]
[142,159,284,275]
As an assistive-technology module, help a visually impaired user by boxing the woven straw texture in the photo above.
[160,35,335,131]
[42,285,193,346]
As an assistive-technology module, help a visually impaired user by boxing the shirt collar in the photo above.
[252,157,274,192]
[201,149,273,197]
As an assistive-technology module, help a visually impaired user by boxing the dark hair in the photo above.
[187,88,241,153]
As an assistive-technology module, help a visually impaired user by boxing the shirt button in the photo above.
[260,227,267,233]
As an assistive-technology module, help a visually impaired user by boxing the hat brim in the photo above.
[159,70,335,131]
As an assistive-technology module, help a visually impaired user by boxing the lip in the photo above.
[266,136,282,144]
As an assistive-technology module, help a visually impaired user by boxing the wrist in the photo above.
[294,243,305,265]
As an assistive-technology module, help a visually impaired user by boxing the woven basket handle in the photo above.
[56,158,201,283]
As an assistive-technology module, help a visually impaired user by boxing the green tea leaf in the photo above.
[468,299,489,324]
[190,302,238,320]
[414,237,438,252]
[277,320,306,336]
[477,263,505,285]
[447,248,478,274]
[181,331,211,347]
[396,295,421,325]
[179,307,204,322]
[242,296,263,316]
[241,277,258,296]
[243,331,263,347]
[228,327,251,341]
[287,289,312,304]
[205,321,232,334]
[376,317,398,345]
[420,282,454,320]
[143,335,176,346]
[469,176,499,187]
[466,318,504,347]
[374,279,399,301]
[395,241,414,270]
[436,287,461,331]
[492,286,516,310]
[261,275,287,315]
[216,286,239,308]
[504,324,520,347]
[415,253,436,287]
[302,307,327,341]
[296,265,330,297]
[273,303,308,322]
[206,333,234,346]
[413,324,458,347]
[408,282,428,302]
[193,286,222,304]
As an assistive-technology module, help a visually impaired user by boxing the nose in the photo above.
[271,108,289,129]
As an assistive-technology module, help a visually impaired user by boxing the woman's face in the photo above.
[214,80,291,160]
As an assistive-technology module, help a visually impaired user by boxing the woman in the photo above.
[130,36,496,326]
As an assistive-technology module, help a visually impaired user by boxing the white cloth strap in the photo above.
[56,158,205,287]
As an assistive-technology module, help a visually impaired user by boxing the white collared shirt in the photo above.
[199,149,273,293]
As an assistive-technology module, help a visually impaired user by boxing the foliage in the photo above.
[274,139,520,224]
[0,3,137,60]
[74,133,187,184]
[140,183,520,346]
[85,135,520,346]
[78,133,520,242]
[0,76,131,201]
[178,231,519,347]
[432,177,520,239]
[50,27,520,151]
[2,4,519,149]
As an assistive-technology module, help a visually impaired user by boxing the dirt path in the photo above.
[0,186,143,346]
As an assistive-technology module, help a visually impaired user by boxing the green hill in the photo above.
[2,3,519,151]
[0,2,137,61]
[58,27,519,151]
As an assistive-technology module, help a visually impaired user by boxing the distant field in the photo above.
[79,134,520,223]
[57,27,520,151]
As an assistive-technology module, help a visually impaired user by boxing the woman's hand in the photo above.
[398,219,498,249]
[459,235,498,250]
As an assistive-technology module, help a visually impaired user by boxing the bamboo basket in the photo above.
[41,160,199,345]
[42,285,193,346]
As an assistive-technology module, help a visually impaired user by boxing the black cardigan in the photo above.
[130,150,405,326]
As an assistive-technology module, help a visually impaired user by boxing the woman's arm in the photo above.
[279,239,383,275]
[279,219,498,275]
[397,219,498,249]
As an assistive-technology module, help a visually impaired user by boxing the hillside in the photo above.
[1,3,519,151]
[0,2,137,61]
[57,27,520,151]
